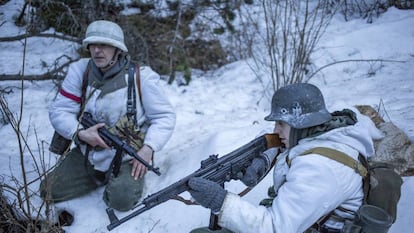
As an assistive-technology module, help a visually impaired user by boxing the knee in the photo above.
[38,177,63,203]
[39,179,48,200]
[103,177,144,211]
[39,178,63,203]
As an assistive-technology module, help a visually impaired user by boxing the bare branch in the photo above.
[0,56,79,81]
[0,33,81,43]
[305,58,406,81]
[242,0,335,96]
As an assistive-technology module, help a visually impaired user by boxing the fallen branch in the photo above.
[0,33,81,43]
[0,56,80,81]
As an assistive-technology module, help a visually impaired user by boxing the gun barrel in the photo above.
[106,204,150,231]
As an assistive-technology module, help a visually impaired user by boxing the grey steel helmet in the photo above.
[82,20,128,52]
[264,83,332,129]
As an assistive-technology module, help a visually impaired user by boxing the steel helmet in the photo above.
[82,20,128,52]
[264,83,332,129]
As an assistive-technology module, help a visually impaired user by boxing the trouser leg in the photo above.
[39,147,99,202]
[190,227,234,233]
[103,160,145,211]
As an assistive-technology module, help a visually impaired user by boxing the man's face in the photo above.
[273,121,291,148]
[89,44,117,70]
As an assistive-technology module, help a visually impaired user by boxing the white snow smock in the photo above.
[218,112,382,233]
[49,58,176,171]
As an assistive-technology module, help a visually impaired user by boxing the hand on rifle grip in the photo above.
[78,123,110,149]
[240,156,268,187]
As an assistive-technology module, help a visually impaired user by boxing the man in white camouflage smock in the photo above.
[40,20,176,212]
[188,83,382,233]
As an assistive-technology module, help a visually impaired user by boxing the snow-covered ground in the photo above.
[0,1,413,232]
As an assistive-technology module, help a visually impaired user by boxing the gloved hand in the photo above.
[240,156,268,187]
[188,177,227,213]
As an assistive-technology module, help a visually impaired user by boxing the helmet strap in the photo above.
[109,49,122,65]
[289,128,302,148]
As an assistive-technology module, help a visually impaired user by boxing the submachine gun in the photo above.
[105,133,282,231]
[80,112,161,176]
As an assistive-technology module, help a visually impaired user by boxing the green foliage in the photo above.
[29,0,78,35]
[28,0,122,36]
[0,0,10,6]
[175,63,192,85]
[23,0,251,84]
[167,0,180,11]
[213,27,226,35]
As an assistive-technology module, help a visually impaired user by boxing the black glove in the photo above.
[188,177,227,213]
[241,156,268,187]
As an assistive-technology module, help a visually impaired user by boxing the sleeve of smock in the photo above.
[49,59,88,139]
[139,67,176,152]
[219,155,345,233]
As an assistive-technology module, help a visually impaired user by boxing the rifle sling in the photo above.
[127,63,137,124]
[171,195,198,205]
[111,148,123,177]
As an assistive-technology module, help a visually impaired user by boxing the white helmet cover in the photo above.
[82,20,128,52]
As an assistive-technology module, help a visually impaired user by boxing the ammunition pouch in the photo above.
[49,131,72,155]
[306,204,392,233]
[356,204,392,233]
[307,217,361,233]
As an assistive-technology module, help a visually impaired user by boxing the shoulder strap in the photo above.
[78,64,89,116]
[135,64,142,104]
[127,63,143,125]
[300,147,368,177]
[127,63,136,118]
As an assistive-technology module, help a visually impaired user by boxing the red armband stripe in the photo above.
[60,89,81,103]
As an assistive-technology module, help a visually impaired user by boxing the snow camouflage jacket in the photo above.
[218,110,383,233]
[49,57,176,171]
